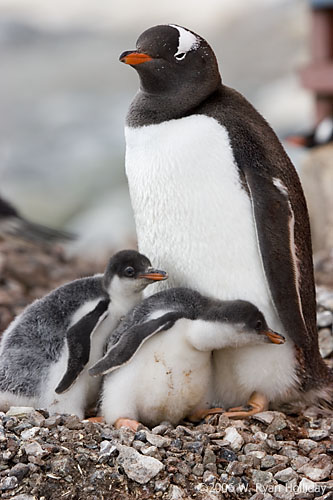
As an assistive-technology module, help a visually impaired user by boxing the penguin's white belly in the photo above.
[126,115,271,313]
[125,114,297,404]
[101,319,213,426]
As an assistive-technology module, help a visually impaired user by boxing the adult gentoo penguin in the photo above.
[90,288,285,429]
[0,250,167,418]
[0,195,73,244]
[120,24,332,415]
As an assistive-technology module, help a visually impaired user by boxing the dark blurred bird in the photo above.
[0,196,73,244]
[287,117,333,148]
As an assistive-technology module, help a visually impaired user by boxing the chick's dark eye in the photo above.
[255,320,263,330]
[124,266,135,277]
[175,52,186,61]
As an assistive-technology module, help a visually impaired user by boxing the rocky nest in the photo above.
[0,408,333,500]
[0,240,333,500]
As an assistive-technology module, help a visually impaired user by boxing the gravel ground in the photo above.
[0,240,332,500]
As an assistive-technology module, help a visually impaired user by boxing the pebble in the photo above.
[298,454,333,481]
[0,476,18,491]
[155,478,169,492]
[168,484,185,499]
[266,416,287,434]
[247,450,266,460]
[23,441,46,457]
[244,443,264,454]
[226,461,245,476]
[8,463,30,481]
[6,407,35,417]
[319,328,333,358]
[280,446,298,459]
[43,415,62,428]
[192,464,204,476]
[308,429,329,441]
[297,477,318,495]
[99,440,117,459]
[252,411,277,425]
[261,455,276,469]
[146,432,171,448]
[116,444,164,484]
[224,426,244,452]
[298,438,318,452]
[317,310,333,327]
[273,484,295,500]
[203,447,216,465]
[219,447,238,462]
[291,455,310,471]
[11,496,36,500]
[21,426,40,440]
[252,470,275,486]
[141,445,162,459]
[274,467,298,483]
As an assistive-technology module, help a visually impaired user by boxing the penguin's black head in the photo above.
[103,250,168,296]
[222,301,285,345]
[239,303,285,345]
[119,25,221,100]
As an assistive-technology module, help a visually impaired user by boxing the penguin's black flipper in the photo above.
[89,311,183,377]
[55,298,110,394]
[244,170,309,348]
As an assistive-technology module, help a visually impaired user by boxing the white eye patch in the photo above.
[169,24,200,60]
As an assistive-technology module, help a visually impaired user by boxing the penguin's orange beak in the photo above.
[119,51,152,65]
[264,330,285,344]
[285,135,307,147]
[137,269,168,281]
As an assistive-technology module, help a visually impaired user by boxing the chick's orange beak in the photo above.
[119,51,153,65]
[264,330,285,345]
[138,269,168,281]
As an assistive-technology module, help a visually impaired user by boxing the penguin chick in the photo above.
[89,288,284,429]
[0,250,167,418]
[0,195,74,244]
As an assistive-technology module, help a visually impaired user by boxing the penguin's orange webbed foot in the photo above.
[114,418,140,431]
[84,416,105,423]
[187,407,225,422]
[223,391,268,419]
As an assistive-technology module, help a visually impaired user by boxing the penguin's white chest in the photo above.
[125,115,270,316]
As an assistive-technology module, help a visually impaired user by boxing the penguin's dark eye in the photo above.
[255,320,263,331]
[175,52,186,61]
[124,266,135,278]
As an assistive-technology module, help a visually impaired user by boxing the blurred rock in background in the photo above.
[300,144,333,257]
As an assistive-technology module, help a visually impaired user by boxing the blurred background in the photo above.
[0,0,333,356]
[0,0,332,258]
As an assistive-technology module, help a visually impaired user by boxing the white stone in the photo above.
[224,427,244,452]
[168,484,185,499]
[116,444,164,484]
[6,407,35,417]
[252,412,276,424]
[298,454,332,481]
[21,427,40,440]
[317,310,333,328]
